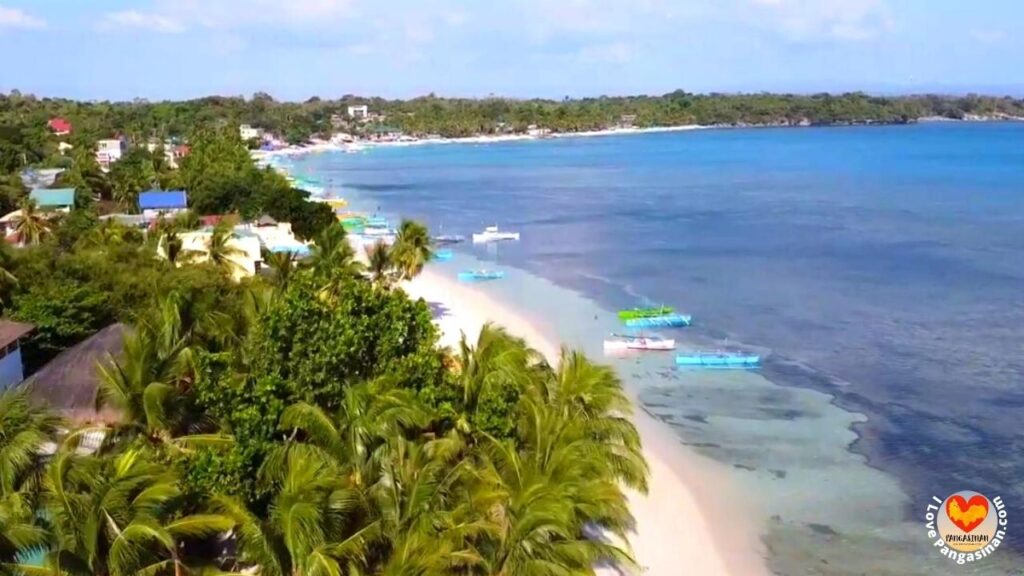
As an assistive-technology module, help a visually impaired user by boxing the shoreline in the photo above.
[401,266,770,576]
[253,116,1024,161]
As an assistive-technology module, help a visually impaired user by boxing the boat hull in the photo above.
[433,249,454,262]
[675,354,761,368]
[603,338,676,352]
[472,232,520,243]
[617,306,675,320]
[623,314,692,328]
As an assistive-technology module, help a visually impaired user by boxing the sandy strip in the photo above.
[403,268,770,576]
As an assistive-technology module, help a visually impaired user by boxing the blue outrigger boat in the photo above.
[624,314,692,328]
[676,353,761,368]
[433,249,454,262]
[458,270,505,282]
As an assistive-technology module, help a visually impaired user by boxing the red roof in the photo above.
[48,118,72,133]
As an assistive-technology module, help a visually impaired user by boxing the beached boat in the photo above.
[675,353,761,368]
[457,270,505,282]
[617,306,675,320]
[433,249,454,261]
[603,334,676,352]
[623,314,692,328]
[472,225,520,243]
[434,234,466,245]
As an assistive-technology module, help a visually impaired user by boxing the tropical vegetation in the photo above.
[0,166,648,575]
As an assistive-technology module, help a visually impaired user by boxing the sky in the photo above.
[0,0,1022,101]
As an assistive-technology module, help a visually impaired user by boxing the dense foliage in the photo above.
[2,89,1023,150]
[0,208,649,575]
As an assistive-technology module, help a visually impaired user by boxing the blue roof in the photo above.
[138,190,188,210]
[29,188,75,208]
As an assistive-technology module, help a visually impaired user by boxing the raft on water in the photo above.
[617,306,675,320]
[457,270,505,282]
[675,353,761,368]
[623,314,691,328]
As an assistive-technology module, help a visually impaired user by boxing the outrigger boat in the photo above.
[623,314,692,328]
[457,270,505,282]
[472,225,520,243]
[603,334,676,352]
[433,249,454,262]
[675,353,761,368]
[618,305,675,320]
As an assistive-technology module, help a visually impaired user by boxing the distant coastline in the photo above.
[253,114,1023,159]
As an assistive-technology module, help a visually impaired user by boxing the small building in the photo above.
[163,227,263,281]
[138,190,188,219]
[347,105,368,119]
[619,114,637,128]
[96,138,126,171]
[48,117,72,136]
[0,321,33,391]
[240,124,262,140]
[29,188,76,212]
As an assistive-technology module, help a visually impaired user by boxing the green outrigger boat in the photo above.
[617,305,675,320]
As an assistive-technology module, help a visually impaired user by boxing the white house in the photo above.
[160,227,263,281]
[240,124,262,140]
[347,105,368,119]
[0,321,32,391]
[96,139,125,171]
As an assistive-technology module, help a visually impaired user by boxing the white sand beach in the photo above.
[402,267,770,576]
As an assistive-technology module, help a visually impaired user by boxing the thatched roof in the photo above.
[0,320,33,348]
[21,323,126,425]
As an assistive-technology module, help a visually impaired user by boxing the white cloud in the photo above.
[0,4,45,29]
[152,0,357,30]
[970,28,1005,45]
[102,10,186,33]
[745,0,893,42]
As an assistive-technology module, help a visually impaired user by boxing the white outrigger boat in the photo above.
[602,334,676,352]
[472,225,520,243]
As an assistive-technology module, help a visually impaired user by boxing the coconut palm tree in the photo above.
[453,322,547,439]
[0,242,19,308]
[213,449,376,576]
[0,390,60,567]
[365,241,397,288]
[0,390,61,497]
[43,445,233,576]
[159,228,184,265]
[308,224,360,275]
[96,293,230,446]
[391,219,433,280]
[13,197,50,246]
[261,248,297,290]
[203,221,245,276]
[274,379,429,490]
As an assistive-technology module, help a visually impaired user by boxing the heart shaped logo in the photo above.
[946,494,989,533]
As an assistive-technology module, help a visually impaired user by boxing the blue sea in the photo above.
[294,123,1024,575]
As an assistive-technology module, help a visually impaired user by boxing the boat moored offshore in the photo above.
[675,353,761,368]
[603,334,676,352]
[433,249,454,261]
[472,225,520,243]
[618,306,675,320]
[623,314,692,328]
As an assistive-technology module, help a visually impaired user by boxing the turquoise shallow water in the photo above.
[294,124,1024,574]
